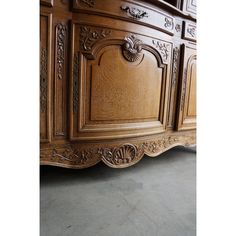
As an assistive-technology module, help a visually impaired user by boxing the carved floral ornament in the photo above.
[40,135,196,168]
[152,40,170,63]
[40,48,47,113]
[120,5,149,19]
[56,23,67,80]
[80,26,111,51]
[122,35,143,62]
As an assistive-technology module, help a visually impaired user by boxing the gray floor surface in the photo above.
[40,147,196,236]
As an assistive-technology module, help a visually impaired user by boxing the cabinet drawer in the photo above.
[73,0,175,35]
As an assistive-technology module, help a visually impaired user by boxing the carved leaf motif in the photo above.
[120,5,149,19]
[40,48,47,113]
[122,35,143,62]
[152,40,170,62]
[164,17,173,29]
[80,26,111,51]
[181,68,188,111]
[172,47,179,85]
[73,53,79,113]
[56,23,67,80]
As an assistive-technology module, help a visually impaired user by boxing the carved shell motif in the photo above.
[101,144,137,166]
[122,35,143,62]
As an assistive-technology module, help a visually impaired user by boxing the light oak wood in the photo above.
[40,0,196,168]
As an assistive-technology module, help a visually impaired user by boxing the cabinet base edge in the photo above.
[40,132,196,169]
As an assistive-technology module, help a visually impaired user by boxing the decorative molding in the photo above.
[80,26,111,51]
[164,17,173,29]
[172,47,179,85]
[40,48,48,113]
[73,53,79,113]
[55,23,67,80]
[187,26,196,37]
[122,35,143,62]
[181,68,188,111]
[175,24,181,32]
[120,5,149,19]
[80,0,95,8]
[40,134,196,168]
[152,40,170,63]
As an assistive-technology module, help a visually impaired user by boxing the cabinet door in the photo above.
[70,23,172,140]
[176,44,196,130]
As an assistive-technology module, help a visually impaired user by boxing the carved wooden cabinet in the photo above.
[40,0,196,168]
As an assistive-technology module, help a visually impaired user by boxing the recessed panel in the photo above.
[90,47,162,122]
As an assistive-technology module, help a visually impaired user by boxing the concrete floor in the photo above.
[40,147,196,236]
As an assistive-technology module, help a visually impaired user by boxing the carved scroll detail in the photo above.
[55,23,67,80]
[73,53,79,113]
[80,26,111,51]
[187,26,196,37]
[172,47,179,85]
[164,17,173,29]
[122,35,143,62]
[40,134,196,168]
[120,5,149,19]
[80,0,95,8]
[152,40,170,62]
[40,48,48,113]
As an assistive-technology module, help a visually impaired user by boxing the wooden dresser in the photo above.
[40,0,196,168]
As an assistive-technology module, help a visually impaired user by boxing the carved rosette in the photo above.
[40,48,47,113]
[122,35,143,62]
[175,24,181,32]
[55,23,67,80]
[40,134,196,168]
[120,5,149,19]
[80,26,111,51]
[73,53,79,113]
[152,40,170,63]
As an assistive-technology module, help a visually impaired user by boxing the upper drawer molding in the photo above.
[73,0,175,36]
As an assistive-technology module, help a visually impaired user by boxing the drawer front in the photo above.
[73,0,175,35]
[70,19,173,140]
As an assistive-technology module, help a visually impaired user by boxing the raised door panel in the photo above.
[40,11,52,142]
[70,23,172,140]
[176,44,196,130]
